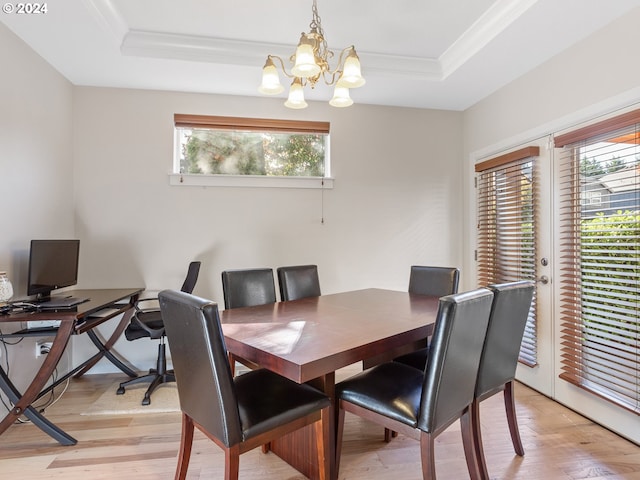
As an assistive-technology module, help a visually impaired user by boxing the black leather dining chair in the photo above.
[277,264,321,301]
[382,265,460,441]
[471,281,535,480]
[116,261,201,405]
[392,265,460,371]
[336,288,494,480]
[222,268,276,309]
[221,268,277,376]
[158,289,331,480]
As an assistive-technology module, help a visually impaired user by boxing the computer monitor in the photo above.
[27,239,80,301]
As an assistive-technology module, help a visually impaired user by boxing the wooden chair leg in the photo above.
[336,403,347,479]
[470,399,490,480]
[419,431,437,480]
[224,445,240,480]
[175,413,195,480]
[228,353,236,377]
[384,428,399,442]
[504,380,524,456]
[461,406,482,480]
[314,406,330,480]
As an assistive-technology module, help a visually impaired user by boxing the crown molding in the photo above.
[439,0,539,78]
[121,30,444,80]
[87,0,537,83]
[84,0,129,44]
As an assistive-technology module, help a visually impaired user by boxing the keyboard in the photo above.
[38,296,90,309]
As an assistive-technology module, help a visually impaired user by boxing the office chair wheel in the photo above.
[116,385,125,395]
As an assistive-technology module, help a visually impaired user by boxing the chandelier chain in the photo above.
[310,0,330,64]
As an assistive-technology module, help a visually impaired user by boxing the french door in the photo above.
[475,110,640,444]
[475,138,554,396]
[551,110,640,443]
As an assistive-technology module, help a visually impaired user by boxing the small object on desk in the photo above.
[27,320,62,329]
[38,296,89,309]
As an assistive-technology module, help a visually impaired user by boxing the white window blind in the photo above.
[555,108,640,414]
[476,146,540,367]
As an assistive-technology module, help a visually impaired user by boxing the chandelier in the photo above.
[258,0,365,109]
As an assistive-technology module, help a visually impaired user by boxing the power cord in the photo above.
[0,327,68,420]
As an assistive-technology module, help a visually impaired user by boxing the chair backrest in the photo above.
[408,265,460,297]
[180,261,201,294]
[277,265,321,301]
[418,288,494,434]
[475,281,535,399]
[158,289,242,447]
[221,268,277,309]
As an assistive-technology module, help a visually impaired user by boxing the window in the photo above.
[476,146,540,366]
[171,115,332,189]
[555,108,640,414]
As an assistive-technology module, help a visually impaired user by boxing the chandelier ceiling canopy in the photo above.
[258,0,365,109]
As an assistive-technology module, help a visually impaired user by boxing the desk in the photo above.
[0,288,143,445]
[221,288,439,480]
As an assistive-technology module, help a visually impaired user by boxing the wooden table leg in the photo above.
[0,321,77,445]
[269,371,337,480]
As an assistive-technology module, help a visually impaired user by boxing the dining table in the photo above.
[220,288,439,480]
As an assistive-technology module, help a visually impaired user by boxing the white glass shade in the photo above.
[258,57,284,95]
[338,48,365,88]
[329,86,353,108]
[292,41,321,78]
[284,79,308,109]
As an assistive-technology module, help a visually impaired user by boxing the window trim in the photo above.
[172,114,332,188]
[168,173,334,189]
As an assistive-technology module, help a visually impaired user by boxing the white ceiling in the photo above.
[2,0,639,110]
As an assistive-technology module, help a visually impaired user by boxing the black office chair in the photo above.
[158,289,331,480]
[335,288,494,480]
[471,281,535,480]
[277,264,321,301]
[393,265,460,370]
[116,261,201,405]
[221,268,277,376]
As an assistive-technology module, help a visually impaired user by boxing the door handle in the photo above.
[537,275,549,285]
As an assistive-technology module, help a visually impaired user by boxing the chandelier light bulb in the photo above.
[338,48,365,88]
[284,78,308,109]
[329,85,353,108]
[292,37,321,78]
[258,57,285,95]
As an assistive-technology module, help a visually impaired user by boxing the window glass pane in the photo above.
[175,127,327,177]
[476,151,539,367]
[557,119,640,414]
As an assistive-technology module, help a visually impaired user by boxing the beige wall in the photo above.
[71,87,464,369]
[0,24,74,393]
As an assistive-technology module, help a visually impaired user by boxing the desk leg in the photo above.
[0,321,77,445]
[269,372,337,480]
[74,303,137,378]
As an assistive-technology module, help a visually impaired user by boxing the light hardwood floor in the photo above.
[0,366,638,480]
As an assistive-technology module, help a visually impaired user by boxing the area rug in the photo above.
[81,381,180,415]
